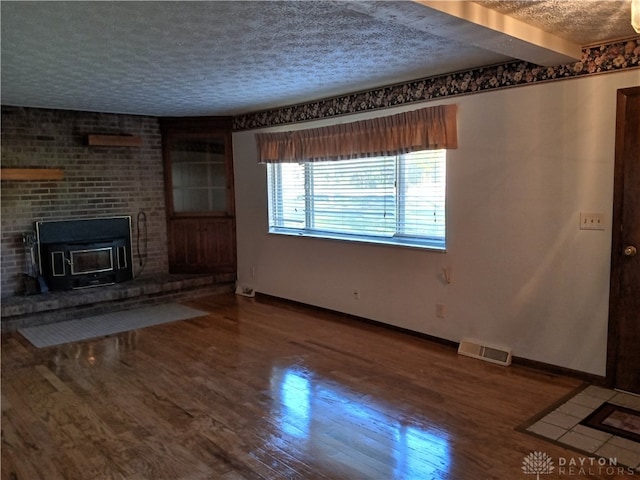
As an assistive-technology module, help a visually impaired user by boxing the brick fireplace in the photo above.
[1,106,168,297]
[0,107,236,332]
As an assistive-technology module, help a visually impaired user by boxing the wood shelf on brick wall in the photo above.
[0,168,64,181]
[87,134,143,147]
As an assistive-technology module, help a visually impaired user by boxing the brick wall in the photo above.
[1,106,168,297]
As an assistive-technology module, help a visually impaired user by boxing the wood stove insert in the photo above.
[36,217,133,291]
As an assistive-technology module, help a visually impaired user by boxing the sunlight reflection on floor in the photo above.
[270,365,451,479]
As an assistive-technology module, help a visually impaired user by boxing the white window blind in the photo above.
[267,150,446,249]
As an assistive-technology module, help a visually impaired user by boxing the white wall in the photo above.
[233,70,639,376]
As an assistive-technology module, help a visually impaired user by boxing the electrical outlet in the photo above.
[580,212,605,231]
[436,304,445,318]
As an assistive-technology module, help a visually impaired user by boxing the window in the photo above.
[267,149,446,249]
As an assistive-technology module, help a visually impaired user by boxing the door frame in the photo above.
[605,86,640,388]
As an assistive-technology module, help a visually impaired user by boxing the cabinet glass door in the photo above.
[170,137,227,213]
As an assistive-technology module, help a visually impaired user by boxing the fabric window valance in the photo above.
[256,104,457,164]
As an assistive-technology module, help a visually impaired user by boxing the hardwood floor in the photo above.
[0,293,624,479]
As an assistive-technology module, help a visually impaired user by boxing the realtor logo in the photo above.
[522,451,555,479]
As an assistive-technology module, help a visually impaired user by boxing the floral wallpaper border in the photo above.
[233,38,640,131]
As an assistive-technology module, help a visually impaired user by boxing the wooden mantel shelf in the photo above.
[87,134,142,147]
[0,168,64,181]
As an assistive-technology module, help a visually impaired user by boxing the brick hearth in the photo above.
[1,273,235,332]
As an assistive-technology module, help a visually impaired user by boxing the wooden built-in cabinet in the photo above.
[160,117,236,274]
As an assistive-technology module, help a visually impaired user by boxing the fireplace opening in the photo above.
[36,217,133,291]
[70,247,114,275]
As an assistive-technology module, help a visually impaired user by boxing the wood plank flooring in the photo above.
[0,293,625,479]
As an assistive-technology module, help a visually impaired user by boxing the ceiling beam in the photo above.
[414,1,582,66]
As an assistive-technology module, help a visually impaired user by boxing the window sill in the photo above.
[268,228,446,252]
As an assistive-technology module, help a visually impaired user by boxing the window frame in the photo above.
[266,151,447,251]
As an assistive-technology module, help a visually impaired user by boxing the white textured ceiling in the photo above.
[1,1,636,117]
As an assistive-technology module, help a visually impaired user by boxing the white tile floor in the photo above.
[525,385,640,471]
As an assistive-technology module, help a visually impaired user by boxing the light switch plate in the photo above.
[580,212,605,231]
